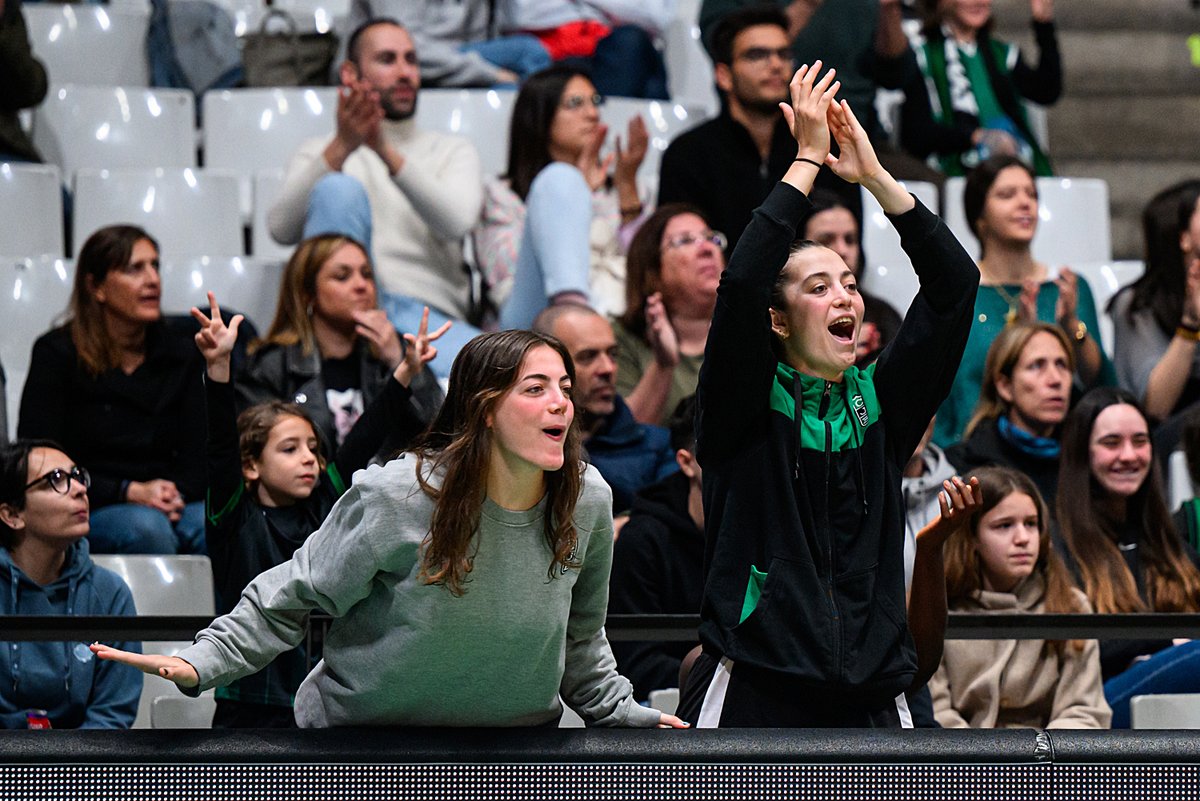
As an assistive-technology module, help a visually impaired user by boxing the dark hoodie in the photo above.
[696,182,978,708]
[0,539,141,728]
[609,471,705,701]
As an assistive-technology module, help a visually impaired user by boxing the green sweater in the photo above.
[179,456,659,728]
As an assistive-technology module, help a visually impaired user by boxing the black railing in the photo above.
[6,612,1200,642]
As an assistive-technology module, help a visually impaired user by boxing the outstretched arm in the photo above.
[907,476,981,690]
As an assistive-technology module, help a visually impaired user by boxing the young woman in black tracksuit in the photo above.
[678,63,981,727]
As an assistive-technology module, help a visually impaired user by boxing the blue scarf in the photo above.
[997,416,1060,460]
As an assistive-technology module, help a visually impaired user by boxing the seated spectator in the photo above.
[533,304,675,513]
[0,440,140,729]
[902,0,1060,177]
[343,0,550,87]
[614,204,724,427]
[947,321,1072,510]
[1056,387,1200,728]
[934,155,1114,446]
[1111,180,1200,422]
[477,66,647,330]
[236,235,444,458]
[504,0,670,99]
[699,0,938,188]
[1173,404,1200,553]
[0,0,47,163]
[267,18,483,378]
[608,395,703,702]
[903,418,956,592]
[194,293,435,728]
[803,188,902,366]
[660,6,858,253]
[930,466,1110,729]
[19,226,209,555]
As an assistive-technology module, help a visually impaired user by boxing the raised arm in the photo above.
[698,63,839,461]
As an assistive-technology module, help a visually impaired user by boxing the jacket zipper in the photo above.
[817,381,843,679]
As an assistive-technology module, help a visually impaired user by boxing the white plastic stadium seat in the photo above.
[601,98,710,191]
[90,555,216,729]
[32,86,196,179]
[414,88,516,178]
[23,4,151,87]
[251,170,291,261]
[662,0,719,116]
[0,162,65,257]
[160,255,286,332]
[1068,260,1145,353]
[73,168,243,260]
[859,181,941,314]
[202,87,338,220]
[944,176,1112,266]
[0,255,73,440]
[1131,693,1200,729]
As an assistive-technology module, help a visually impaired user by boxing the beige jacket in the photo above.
[930,574,1112,729]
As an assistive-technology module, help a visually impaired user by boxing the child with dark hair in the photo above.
[191,293,438,728]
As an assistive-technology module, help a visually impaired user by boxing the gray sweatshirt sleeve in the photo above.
[178,465,418,691]
[1110,289,1171,401]
[559,468,662,727]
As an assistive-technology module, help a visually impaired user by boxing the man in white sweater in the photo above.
[268,19,484,377]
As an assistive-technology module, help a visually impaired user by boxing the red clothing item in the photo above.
[532,20,611,61]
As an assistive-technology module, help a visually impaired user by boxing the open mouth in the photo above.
[543,427,565,440]
[828,316,855,342]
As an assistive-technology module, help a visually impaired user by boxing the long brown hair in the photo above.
[963,321,1075,438]
[620,203,715,341]
[944,466,1085,652]
[1056,387,1200,613]
[411,330,584,595]
[252,234,369,356]
[69,225,159,375]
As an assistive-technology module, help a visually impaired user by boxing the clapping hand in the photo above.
[779,60,839,164]
[917,476,982,549]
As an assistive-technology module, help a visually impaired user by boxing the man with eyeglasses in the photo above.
[658,6,856,253]
[533,304,677,515]
[268,18,484,378]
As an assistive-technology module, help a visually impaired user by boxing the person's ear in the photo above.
[995,373,1015,406]
[769,308,789,340]
[714,63,733,95]
[1182,227,1195,257]
[675,449,699,479]
[0,504,25,532]
[340,60,360,87]
[85,273,106,305]
[242,460,260,484]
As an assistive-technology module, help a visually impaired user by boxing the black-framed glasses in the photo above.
[736,47,794,65]
[663,230,728,251]
[24,466,91,495]
[560,92,605,111]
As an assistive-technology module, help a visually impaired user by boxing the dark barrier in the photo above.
[1,729,1198,800]
[7,612,1200,642]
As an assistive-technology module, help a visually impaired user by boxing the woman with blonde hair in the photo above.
[237,233,444,456]
[947,321,1073,509]
[931,466,1109,729]
[93,330,687,729]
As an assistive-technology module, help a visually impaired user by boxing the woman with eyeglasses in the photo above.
[0,440,141,729]
[474,65,648,329]
[18,225,212,555]
[614,203,726,427]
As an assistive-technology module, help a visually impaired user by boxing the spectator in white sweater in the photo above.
[268,19,484,378]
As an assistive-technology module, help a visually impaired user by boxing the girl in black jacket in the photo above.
[678,62,980,727]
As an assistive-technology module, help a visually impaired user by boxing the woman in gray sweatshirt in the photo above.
[92,330,685,729]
